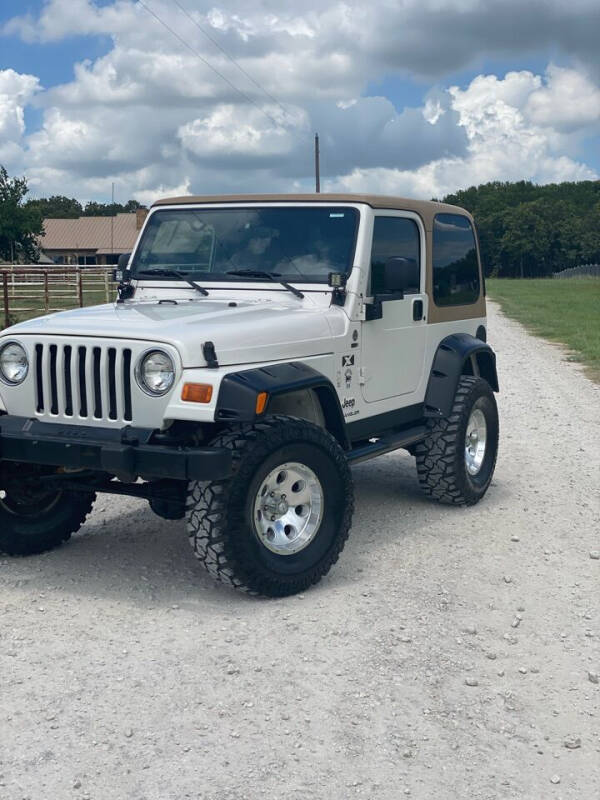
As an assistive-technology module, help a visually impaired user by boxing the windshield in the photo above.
[131,206,359,283]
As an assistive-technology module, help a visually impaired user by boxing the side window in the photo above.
[370,216,420,295]
[433,214,480,306]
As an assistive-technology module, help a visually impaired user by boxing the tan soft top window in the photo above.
[432,213,480,306]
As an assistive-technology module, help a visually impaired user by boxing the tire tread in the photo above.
[415,376,498,506]
[187,415,353,596]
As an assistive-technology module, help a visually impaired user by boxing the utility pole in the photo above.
[110,182,115,260]
[314,133,320,193]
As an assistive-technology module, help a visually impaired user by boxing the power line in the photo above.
[137,0,281,127]
[172,0,290,120]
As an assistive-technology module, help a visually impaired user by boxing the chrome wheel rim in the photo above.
[253,462,324,555]
[465,407,487,476]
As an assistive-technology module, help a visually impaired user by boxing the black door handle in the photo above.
[413,299,423,321]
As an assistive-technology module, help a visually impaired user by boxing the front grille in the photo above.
[34,343,133,422]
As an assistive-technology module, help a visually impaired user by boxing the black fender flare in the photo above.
[424,333,499,418]
[215,362,350,449]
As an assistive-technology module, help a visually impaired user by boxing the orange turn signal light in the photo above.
[181,383,213,403]
[255,391,268,415]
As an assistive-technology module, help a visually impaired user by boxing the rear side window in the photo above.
[370,216,420,294]
[432,214,480,306]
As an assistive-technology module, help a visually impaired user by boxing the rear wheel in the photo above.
[186,415,353,597]
[416,376,499,505]
[0,464,96,555]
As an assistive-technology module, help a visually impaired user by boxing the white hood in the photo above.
[4,293,339,368]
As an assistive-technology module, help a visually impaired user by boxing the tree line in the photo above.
[25,195,145,219]
[441,180,600,277]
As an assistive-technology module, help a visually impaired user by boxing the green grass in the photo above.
[487,278,600,382]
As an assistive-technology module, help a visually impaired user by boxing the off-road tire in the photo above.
[0,477,96,556]
[186,415,354,597]
[415,376,498,506]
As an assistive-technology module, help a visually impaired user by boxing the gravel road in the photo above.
[1,302,599,800]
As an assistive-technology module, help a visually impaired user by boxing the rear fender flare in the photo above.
[425,333,499,418]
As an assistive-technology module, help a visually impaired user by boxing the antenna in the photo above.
[111,182,115,258]
[314,133,320,193]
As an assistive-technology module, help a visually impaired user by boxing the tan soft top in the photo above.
[151,193,469,229]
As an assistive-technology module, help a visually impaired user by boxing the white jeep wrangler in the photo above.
[0,194,499,596]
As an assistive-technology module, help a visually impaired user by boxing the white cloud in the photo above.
[178,104,308,161]
[423,98,445,125]
[1,1,600,201]
[2,0,138,43]
[329,70,598,198]
[526,65,600,131]
[0,69,40,165]
[133,178,192,206]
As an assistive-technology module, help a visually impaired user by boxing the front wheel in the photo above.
[0,464,96,555]
[415,376,499,505]
[186,416,354,597]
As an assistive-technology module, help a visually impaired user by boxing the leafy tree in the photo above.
[25,195,83,219]
[0,166,43,263]
[83,200,145,217]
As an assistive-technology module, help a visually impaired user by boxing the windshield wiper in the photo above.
[136,268,209,296]
[226,269,304,299]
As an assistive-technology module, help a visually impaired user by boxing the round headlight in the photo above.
[136,350,175,396]
[0,341,29,385]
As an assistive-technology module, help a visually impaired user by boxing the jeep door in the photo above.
[360,212,428,403]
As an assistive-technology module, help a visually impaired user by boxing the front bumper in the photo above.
[0,415,231,481]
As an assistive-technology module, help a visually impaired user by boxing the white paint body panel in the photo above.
[0,201,488,432]
[361,210,428,402]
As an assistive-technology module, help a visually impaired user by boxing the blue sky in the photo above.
[1,0,599,203]
[0,1,112,85]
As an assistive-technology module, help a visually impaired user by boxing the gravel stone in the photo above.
[564,736,581,750]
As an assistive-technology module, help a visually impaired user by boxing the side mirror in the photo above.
[118,252,131,271]
[383,257,420,295]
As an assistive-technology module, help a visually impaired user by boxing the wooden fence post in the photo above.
[77,268,84,307]
[3,273,9,329]
[44,271,49,312]
[104,269,110,303]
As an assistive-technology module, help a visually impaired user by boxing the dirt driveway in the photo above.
[1,302,599,800]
